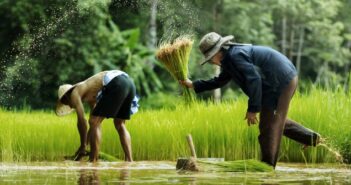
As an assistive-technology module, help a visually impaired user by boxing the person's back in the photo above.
[73,71,106,106]
[227,45,297,92]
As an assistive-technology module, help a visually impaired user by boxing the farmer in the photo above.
[180,32,321,168]
[55,70,138,162]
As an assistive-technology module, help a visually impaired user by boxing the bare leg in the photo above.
[88,116,104,162]
[114,118,133,162]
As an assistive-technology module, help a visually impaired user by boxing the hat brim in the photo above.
[55,100,74,116]
[55,85,76,116]
[200,35,234,65]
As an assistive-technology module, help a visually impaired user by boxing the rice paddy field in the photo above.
[0,87,350,163]
[1,88,351,184]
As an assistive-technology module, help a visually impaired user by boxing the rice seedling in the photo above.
[0,88,349,163]
[197,159,273,172]
[156,36,196,103]
[176,157,273,172]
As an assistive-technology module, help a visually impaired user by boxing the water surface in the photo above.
[0,161,350,184]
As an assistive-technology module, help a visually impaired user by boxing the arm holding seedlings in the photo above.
[70,90,89,161]
[180,69,231,92]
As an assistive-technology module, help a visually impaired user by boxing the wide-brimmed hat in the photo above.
[199,32,234,65]
[55,84,75,116]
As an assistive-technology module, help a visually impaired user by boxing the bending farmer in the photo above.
[56,70,138,162]
[180,32,321,168]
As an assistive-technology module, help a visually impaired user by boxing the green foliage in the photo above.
[339,132,351,163]
[0,0,351,108]
[0,88,349,163]
[138,92,179,110]
[0,0,162,108]
[222,0,275,45]
[272,0,350,87]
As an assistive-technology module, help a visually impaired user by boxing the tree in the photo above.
[0,0,162,108]
[272,0,350,88]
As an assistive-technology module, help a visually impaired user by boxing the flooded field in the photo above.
[0,161,350,184]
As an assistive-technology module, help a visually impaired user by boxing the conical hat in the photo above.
[55,84,75,116]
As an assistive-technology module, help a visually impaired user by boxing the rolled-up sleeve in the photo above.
[193,69,231,93]
[234,51,262,113]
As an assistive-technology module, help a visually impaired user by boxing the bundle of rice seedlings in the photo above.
[177,158,273,172]
[98,151,121,162]
[156,36,196,103]
[197,159,274,172]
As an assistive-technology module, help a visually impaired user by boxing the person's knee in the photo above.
[114,119,125,132]
[89,117,102,128]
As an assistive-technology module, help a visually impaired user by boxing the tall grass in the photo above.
[0,88,350,163]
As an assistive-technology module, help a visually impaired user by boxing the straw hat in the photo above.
[199,32,234,65]
[55,84,75,116]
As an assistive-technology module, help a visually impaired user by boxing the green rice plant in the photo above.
[156,36,196,103]
[0,88,349,163]
[197,159,273,172]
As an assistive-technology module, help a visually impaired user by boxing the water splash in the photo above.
[156,0,200,44]
[0,1,111,107]
[318,143,344,163]
[0,0,202,107]
[0,2,79,107]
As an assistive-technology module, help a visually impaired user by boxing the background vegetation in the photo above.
[0,0,350,108]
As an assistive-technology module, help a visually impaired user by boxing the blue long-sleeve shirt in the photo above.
[193,45,297,112]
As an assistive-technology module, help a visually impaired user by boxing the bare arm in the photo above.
[70,89,88,160]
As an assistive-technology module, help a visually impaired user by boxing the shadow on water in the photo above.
[0,161,350,184]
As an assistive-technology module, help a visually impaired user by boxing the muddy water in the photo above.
[0,162,350,184]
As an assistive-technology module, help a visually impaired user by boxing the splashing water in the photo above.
[0,0,202,107]
[318,143,344,163]
[156,0,200,44]
[0,2,79,106]
[0,1,115,107]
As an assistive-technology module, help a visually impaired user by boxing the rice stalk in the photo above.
[196,159,273,172]
[156,36,196,103]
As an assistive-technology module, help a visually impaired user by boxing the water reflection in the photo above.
[119,168,131,185]
[77,163,132,185]
[0,162,349,184]
[78,170,100,185]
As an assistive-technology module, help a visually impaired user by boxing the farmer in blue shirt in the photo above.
[180,32,321,168]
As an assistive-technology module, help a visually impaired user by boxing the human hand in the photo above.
[245,112,258,126]
[179,79,193,88]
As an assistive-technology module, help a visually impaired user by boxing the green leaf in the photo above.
[122,28,140,50]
